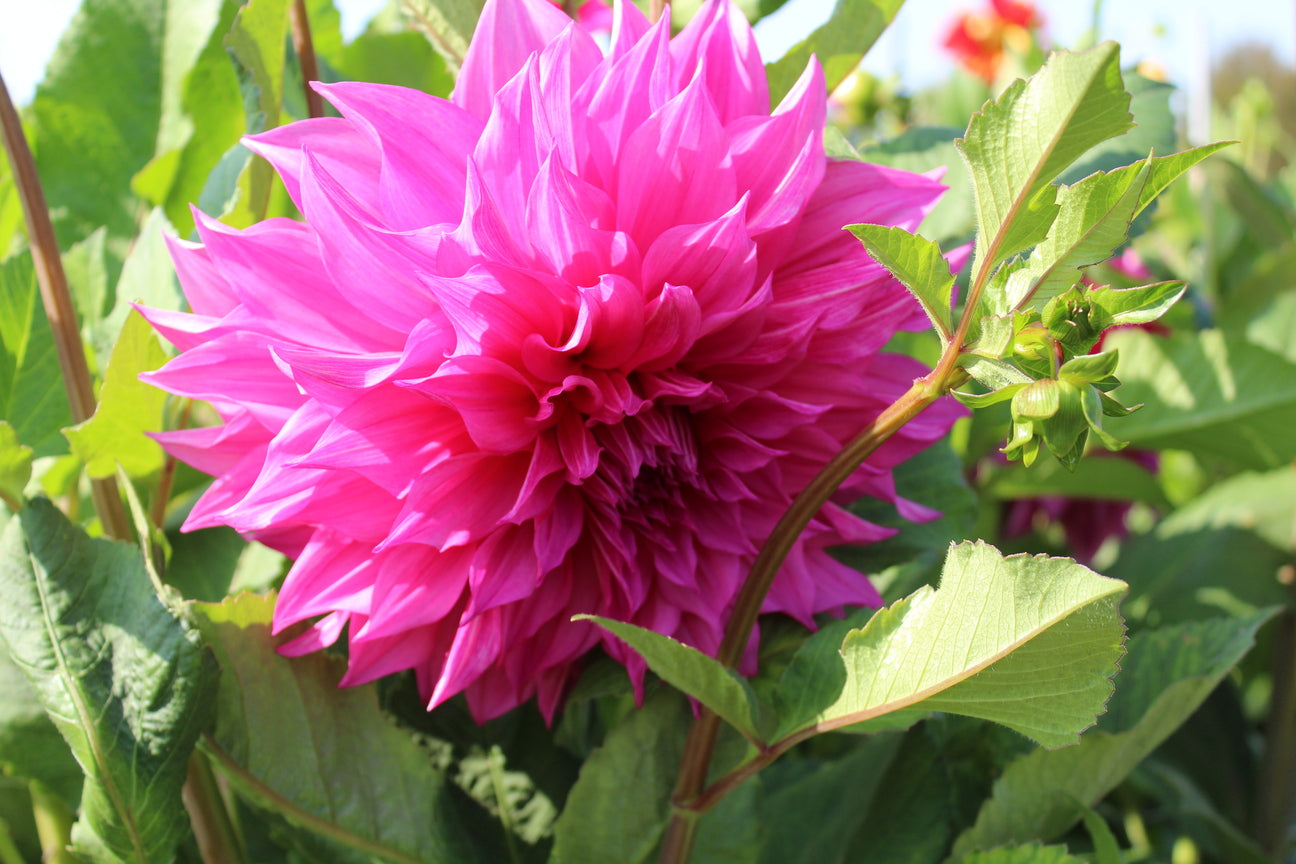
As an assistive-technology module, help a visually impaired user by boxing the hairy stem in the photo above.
[0,70,132,543]
[289,0,326,120]
[659,361,968,863]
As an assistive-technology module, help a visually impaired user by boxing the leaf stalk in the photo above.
[289,0,326,120]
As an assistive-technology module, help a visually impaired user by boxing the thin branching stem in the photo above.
[289,0,326,120]
[659,357,969,863]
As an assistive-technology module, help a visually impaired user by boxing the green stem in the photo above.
[1257,497,1296,855]
[289,0,325,120]
[0,69,132,543]
[29,781,77,864]
[658,363,968,863]
[0,815,23,864]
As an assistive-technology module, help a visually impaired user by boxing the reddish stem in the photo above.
[0,69,132,542]
[290,0,326,120]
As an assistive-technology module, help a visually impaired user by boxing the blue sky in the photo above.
[1,0,1292,105]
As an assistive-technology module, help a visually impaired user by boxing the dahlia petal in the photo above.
[144,1,965,724]
[616,69,736,244]
[315,82,481,230]
[729,61,826,239]
[277,611,349,657]
[299,151,442,333]
[165,232,238,317]
[669,0,769,123]
[454,0,574,123]
[243,118,381,218]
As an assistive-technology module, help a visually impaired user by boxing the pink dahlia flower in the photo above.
[142,0,960,721]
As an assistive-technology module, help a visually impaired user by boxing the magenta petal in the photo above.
[316,82,482,230]
[454,0,574,122]
[143,0,962,724]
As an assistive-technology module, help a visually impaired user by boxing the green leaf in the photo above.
[860,126,973,245]
[1111,468,1296,625]
[959,845,1085,864]
[849,224,954,337]
[757,734,902,864]
[223,0,292,227]
[952,609,1274,856]
[578,615,767,744]
[194,592,490,864]
[1061,73,1177,184]
[1105,328,1296,468]
[764,0,903,106]
[957,44,1132,288]
[1003,158,1150,311]
[984,451,1168,509]
[0,423,33,508]
[1086,280,1187,327]
[0,498,217,863]
[1008,145,1228,312]
[551,691,690,864]
[0,253,72,459]
[1076,802,1122,864]
[0,649,82,805]
[63,310,169,479]
[399,0,487,73]
[775,541,1127,748]
[31,0,226,249]
[340,29,454,96]
[157,0,245,234]
[96,207,185,357]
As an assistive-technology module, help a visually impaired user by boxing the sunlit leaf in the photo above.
[0,499,217,863]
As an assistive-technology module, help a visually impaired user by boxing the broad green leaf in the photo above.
[1003,159,1150,311]
[64,311,168,479]
[764,0,903,106]
[31,0,225,249]
[984,451,1168,509]
[0,499,217,863]
[776,542,1126,748]
[223,0,292,227]
[1007,145,1228,312]
[157,0,245,234]
[96,207,185,357]
[1136,762,1272,864]
[578,615,767,743]
[1062,73,1177,184]
[0,253,71,459]
[952,609,1274,856]
[166,526,286,602]
[0,423,33,508]
[551,691,690,864]
[849,224,955,337]
[860,126,973,244]
[341,30,453,96]
[0,649,82,805]
[960,846,1084,864]
[757,735,902,864]
[194,592,491,864]
[400,0,487,73]
[1105,328,1296,468]
[957,44,1132,287]
[1110,468,1296,625]
[62,229,110,338]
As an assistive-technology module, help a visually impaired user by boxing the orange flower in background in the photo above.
[943,0,1044,82]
